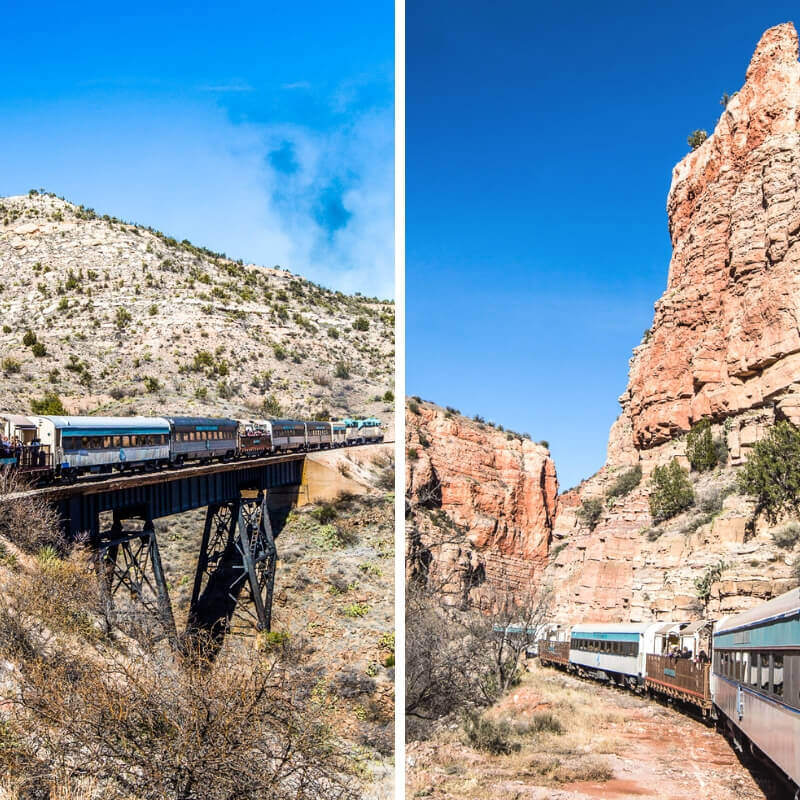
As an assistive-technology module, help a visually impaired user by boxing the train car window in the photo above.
[80,437,89,448]
[90,437,101,449]
[773,654,783,696]
[760,653,770,693]
[131,435,138,447]
[749,652,758,687]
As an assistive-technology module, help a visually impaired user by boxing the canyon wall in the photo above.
[409,24,800,622]
[406,402,557,601]
[551,23,800,623]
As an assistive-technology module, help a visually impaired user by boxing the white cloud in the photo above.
[0,96,394,298]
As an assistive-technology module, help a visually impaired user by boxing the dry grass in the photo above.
[407,664,623,798]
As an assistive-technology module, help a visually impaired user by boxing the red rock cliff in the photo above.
[406,402,557,596]
[618,23,800,453]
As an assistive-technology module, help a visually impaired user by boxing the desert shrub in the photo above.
[577,498,603,531]
[273,344,287,361]
[686,419,717,472]
[352,317,369,331]
[695,560,727,605]
[313,373,331,387]
[681,512,714,535]
[192,350,214,370]
[312,504,337,524]
[407,400,420,415]
[327,327,339,339]
[737,421,800,522]
[407,447,418,461]
[115,307,132,329]
[606,464,642,499]
[515,711,564,736]
[696,486,724,514]
[334,361,350,379]
[1,357,21,374]
[643,526,663,542]
[144,376,160,393]
[772,522,800,549]
[463,712,519,755]
[688,129,708,149]
[538,440,550,449]
[262,395,281,416]
[649,459,694,522]
[22,330,37,347]
[383,390,394,402]
[343,602,369,618]
[30,391,66,415]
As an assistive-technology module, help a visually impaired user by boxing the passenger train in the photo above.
[537,587,800,794]
[0,412,384,483]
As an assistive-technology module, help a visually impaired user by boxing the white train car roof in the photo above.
[37,415,170,430]
[715,587,800,636]
[570,622,659,634]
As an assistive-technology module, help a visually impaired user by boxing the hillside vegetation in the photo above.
[0,191,394,426]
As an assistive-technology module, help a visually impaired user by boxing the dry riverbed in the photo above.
[407,662,785,800]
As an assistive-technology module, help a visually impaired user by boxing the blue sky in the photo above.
[407,1,799,490]
[0,1,394,298]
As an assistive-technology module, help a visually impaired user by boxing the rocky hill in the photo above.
[0,192,395,431]
[408,23,800,625]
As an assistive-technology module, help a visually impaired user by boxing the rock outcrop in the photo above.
[620,23,800,453]
[406,402,557,601]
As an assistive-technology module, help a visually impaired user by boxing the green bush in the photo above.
[695,560,727,604]
[115,307,132,329]
[144,376,160,393]
[649,459,694,522]
[312,504,337,524]
[352,317,369,332]
[577,498,603,531]
[273,344,287,361]
[407,400,420,415]
[688,129,708,150]
[606,464,642,499]
[737,421,800,522]
[463,712,519,755]
[262,395,281,416]
[686,419,717,472]
[383,390,394,402]
[771,522,800,550]
[22,330,37,347]
[1,358,21,374]
[407,447,418,461]
[30,392,66,415]
[31,342,47,358]
[334,361,350,379]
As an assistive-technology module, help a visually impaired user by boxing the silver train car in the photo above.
[30,415,171,477]
[568,622,683,688]
[712,588,800,788]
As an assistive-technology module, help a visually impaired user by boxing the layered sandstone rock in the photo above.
[617,23,800,453]
[406,402,557,600]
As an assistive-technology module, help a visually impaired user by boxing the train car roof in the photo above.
[714,587,800,636]
[164,416,238,427]
[570,622,675,634]
[38,415,170,431]
[0,414,36,428]
[270,418,306,425]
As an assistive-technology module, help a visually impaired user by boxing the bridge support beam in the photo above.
[185,491,278,652]
[97,511,179,649]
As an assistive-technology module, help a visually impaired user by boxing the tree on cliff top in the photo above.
[737,420,800,523]
[649,459,694,522]
[687,129,708,150]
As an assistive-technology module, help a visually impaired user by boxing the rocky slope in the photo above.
[406,400,557,603]
[0,192,394,431]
